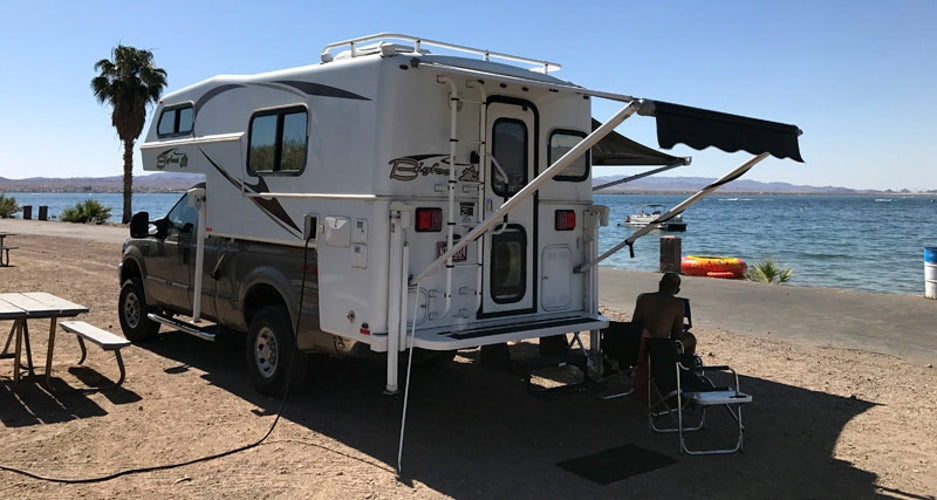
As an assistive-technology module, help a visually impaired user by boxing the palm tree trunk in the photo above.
[122,139,134,224]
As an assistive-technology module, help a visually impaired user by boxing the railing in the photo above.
[320,33,561,74]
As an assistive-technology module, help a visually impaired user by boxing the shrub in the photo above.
[0,194,19,218]
[60,199,113,223]
[745,257,793,284]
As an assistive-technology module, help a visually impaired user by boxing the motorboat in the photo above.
[622,204,687,231]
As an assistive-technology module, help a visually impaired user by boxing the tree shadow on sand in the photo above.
[135,330,899,499]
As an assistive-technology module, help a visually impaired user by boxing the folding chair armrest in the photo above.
[690,365,734,373]
[689,365,742,391]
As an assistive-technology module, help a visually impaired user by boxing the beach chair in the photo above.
[645,337,752,455]
[597,321,643,398]
[598,298,694,399]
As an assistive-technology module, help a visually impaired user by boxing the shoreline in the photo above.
[3,218,935,365]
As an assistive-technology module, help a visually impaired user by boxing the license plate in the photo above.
[437,241,467,262]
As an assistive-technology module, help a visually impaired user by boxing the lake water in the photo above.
[6,191,937,296]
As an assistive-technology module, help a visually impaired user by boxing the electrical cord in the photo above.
[0,237,313,484]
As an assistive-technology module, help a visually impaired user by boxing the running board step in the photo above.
[148,314,216,342]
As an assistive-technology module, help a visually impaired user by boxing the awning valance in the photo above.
[646,101,804,162]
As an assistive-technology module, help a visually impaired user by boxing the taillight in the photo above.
[415,207,443,232]
[555,210,576,231]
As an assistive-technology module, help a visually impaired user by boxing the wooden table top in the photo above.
[0,292,88,320]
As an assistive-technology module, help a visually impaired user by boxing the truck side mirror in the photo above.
[130,212,150,238]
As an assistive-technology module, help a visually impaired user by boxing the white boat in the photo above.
[623,204,687,231]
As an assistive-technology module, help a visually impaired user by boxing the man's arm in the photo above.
[632,293,647,326]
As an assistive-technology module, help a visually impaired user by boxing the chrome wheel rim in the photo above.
[253,326,278,379]
[124,292,141,329]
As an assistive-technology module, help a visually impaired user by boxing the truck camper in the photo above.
[123,33,802,396]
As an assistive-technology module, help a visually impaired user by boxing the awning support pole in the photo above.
[592,163,686,192]
[410,100,642,285]
[578,152,771,272]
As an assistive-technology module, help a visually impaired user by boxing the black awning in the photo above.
[649,101,803,162]
[591,119,688,166]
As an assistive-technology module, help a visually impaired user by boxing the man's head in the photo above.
[659,272,681,295]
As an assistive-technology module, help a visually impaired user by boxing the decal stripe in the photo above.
[195,84,244,114]
[198,149,302,236]
[274,80,370,101]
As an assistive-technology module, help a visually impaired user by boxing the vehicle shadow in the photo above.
[137,329,886,498]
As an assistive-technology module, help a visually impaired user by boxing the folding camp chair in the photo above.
[597,321,643,398]
[598,297,694,399]
[645,337,752,455]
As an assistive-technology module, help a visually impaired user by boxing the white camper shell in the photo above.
[134,34,802,395]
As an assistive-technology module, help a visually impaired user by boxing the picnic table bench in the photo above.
[0,232,16,267]
[59,321,131,388]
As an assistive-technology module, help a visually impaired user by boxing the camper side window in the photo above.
[247,107,308,175]
[549,130,589,181]
[157,104,194,137]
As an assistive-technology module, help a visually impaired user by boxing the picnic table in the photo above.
[0,232,15,266]
[0,292,89,385]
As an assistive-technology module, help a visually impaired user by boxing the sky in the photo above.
[1,0,935,191]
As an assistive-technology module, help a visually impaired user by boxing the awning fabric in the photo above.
[591,119,687,166]
[649,101,804,162]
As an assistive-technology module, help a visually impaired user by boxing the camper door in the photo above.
[481,99,536,317]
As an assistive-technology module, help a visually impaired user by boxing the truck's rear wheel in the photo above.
[246,305,308,396]
[118,278,160,342]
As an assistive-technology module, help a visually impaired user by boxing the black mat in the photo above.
[556,443,678,485]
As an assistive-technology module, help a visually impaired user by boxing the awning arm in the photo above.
[592,162,686,192]
[411,100,643,285]
[577,152,770,273]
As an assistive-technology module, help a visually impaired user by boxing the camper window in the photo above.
[549,130,589,181]
[491,118,528,197]
[490,225,527,303]
[247,107,308,175]
[157,103,194,137]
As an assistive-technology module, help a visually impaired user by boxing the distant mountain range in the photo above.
[592,176,925,194]
[0,172,927,194]
[0,173,205,193]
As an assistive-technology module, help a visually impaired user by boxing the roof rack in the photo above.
[320,33,561,74]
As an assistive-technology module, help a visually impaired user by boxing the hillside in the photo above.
[0,172,923,195]
[0,172,204,193]
[592,175,920,194]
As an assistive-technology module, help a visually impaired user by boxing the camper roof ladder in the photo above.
[321,33,561,74]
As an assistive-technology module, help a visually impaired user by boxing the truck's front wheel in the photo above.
[118,278,160,342]
[246,306,308,396]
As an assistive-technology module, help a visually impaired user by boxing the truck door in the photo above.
[146,194,196,311]
[480,99,536,316]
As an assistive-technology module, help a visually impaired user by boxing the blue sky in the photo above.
[1,0,935,190]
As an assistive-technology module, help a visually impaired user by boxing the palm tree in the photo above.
[91,45,167,223]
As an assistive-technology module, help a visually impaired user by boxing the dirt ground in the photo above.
[1,231,936,499]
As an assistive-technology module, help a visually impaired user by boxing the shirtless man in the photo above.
[632,272,696,355]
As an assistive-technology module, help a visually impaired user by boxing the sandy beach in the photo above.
[1,219,935,499]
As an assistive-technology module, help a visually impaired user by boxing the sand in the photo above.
[1,223,935,498]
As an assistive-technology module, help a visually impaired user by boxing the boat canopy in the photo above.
[590,119,689,167]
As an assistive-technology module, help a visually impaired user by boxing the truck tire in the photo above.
[246,305,308,396]
[118,278,160,342]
